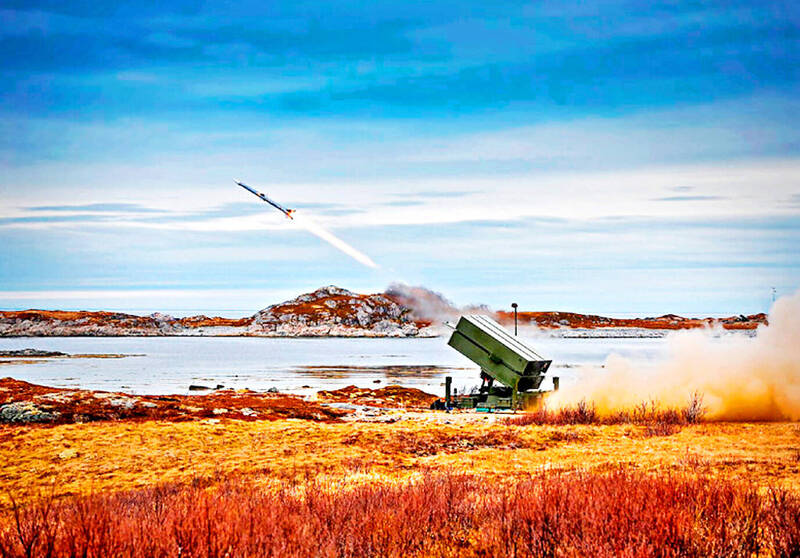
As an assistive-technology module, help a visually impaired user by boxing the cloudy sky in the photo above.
[1,0,798,316]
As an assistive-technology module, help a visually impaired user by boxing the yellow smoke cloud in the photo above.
[547,290,800,421]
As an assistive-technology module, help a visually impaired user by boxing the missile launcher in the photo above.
[447,314,557,411]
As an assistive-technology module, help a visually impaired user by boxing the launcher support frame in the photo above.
[447,314,557,411]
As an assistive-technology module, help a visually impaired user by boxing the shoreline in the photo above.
[0,284,766,338]
[0,326,761,339]
[0,377,437,426]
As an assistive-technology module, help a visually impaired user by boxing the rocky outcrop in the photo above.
[249,286,431,337]
[0,401,61,423]
[0,310,226,337]
[0,286,435,338]
[0,377,346,424]
[0,349,68,357]
[0,285,766,337]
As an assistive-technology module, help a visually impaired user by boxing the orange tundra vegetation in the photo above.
[2,471,800,557]
[0,378,346,424]
[0,309,253,331]
[0,286,428,336]
[2,289,800,556]
[4,294,765,337]
[1,388,800,556]
[495,310,767,330]
[317,384,439,408]
[2,401,800,506]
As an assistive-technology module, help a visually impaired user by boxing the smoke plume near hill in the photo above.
[547,289,800,421]
[385,283,490,324]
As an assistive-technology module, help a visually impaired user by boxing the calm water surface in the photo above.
[0,335,671,396]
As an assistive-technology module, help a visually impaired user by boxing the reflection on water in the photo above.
[0,336,671,396]
[295,365,469,380]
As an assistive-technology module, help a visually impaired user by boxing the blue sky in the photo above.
[1,0,798,316]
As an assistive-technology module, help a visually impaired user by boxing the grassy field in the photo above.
[3,470,799,557]
[2,415,799,502]
[2,398,799,556]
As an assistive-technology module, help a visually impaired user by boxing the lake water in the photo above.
[0,335,677,397]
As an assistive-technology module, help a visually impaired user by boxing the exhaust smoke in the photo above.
[385,283,492,323]
[291,213,379,269]
[546,289,800,421]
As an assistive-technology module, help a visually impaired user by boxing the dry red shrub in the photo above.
[507,394,707,434]
[0,378,346,425]
[317,384,438,408]
[343,428,526,456]
[1,471,797,557]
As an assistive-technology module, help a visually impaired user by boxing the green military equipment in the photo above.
[447,315,555,411]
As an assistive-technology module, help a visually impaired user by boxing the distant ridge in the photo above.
[0,285,766,337]
[0,285,433,338]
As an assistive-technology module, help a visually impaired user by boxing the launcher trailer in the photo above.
[446,314,557,411]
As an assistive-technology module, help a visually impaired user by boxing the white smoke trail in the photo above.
[291,213,379,269]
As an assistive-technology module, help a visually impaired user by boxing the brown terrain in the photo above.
[0,378,797,518]
[0,378,349,424]
[0,284,767,337]
[0,286,430,337]
[1,377,798,502]
[0,377,442,427]
[1,377,798,556]
[496,310,767,330]
[317,384,440,408]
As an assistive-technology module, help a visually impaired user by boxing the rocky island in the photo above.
[0,284,767,338]
[0,286,436,338]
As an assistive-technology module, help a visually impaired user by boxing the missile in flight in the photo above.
[234,180,295,219]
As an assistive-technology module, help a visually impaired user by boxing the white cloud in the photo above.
[2,93,798,232]
[1,157,798,231]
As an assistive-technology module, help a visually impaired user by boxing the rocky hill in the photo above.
[0,309,250,337]
[0,286,434,338]
[250,285,427,337]
[0,284,767,337]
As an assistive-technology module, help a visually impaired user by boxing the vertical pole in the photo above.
[512,378,518,413]
[445,376,452,409]
[512,302,518,336]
